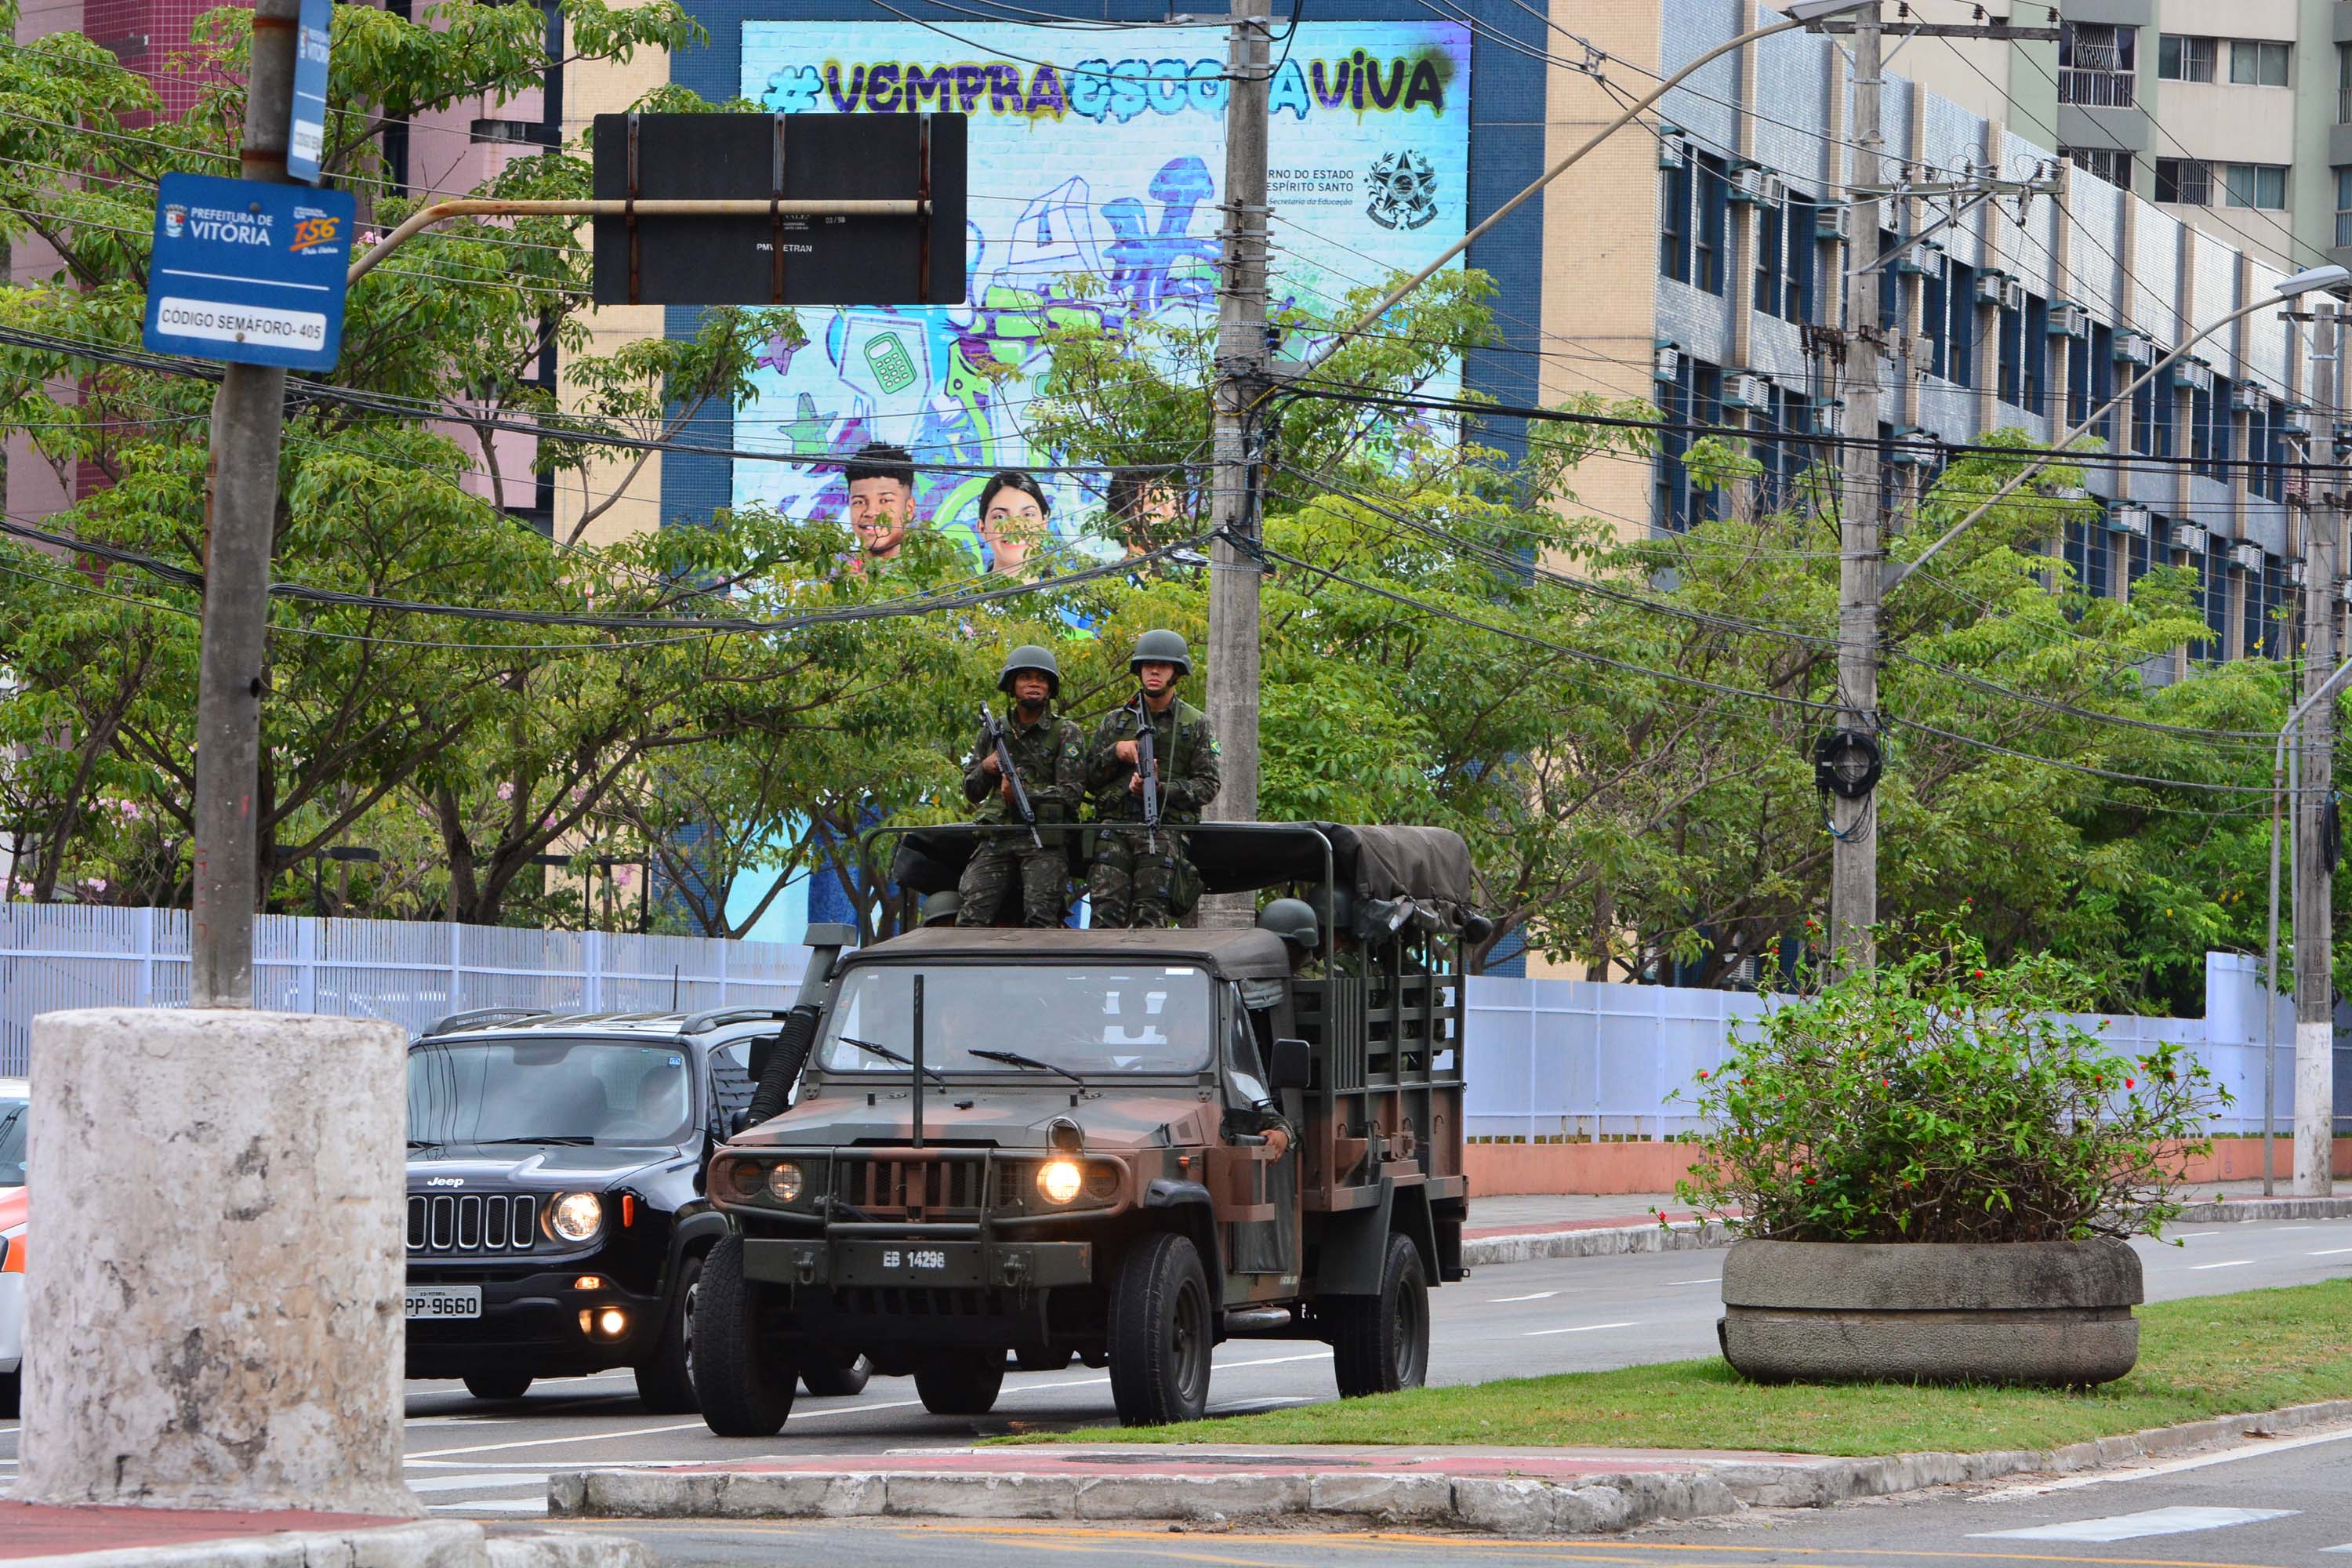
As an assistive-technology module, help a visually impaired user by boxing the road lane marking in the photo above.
[430,1497,548,1514]
[1974,1508,2296,1542]
[405,1420,713,1458]
[2310,1247,2352,1256]
[2191,1261,2253,1271]
[1973,1421,2352,1497]
[2169,1232,2220,1240]
[1485,1291,1559,1303]
[406,1472,548,1492]
[1667,1278,1722,1286]
[1524,1320,1637,1337]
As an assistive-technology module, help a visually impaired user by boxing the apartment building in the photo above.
[1896,0,2333,275]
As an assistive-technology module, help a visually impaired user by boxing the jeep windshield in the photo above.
[408,1040,694,1147]
[815,964,1212,1076]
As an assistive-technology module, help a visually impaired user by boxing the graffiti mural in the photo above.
[732,21,1472,567]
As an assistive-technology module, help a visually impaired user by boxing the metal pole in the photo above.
[2264,648,2352,1195]
[1203,0,1271,924]
[1830,3,1884,973]
[190,0,301,1008]
[910,972,925,1151]
[2297,303,2343,1196]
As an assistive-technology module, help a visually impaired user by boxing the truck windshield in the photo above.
[408,1040,694,1146]
[816,964,1212,1076]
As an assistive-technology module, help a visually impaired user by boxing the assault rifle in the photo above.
[979,702,1044,850]
[1133,688,1161,840]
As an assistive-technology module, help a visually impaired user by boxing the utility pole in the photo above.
[1203,0,1271,924]
[1828,2,1885,971]
[189,0,301,1007]
[2296,302,2343,1195]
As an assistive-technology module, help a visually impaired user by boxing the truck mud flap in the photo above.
[1314,1181,1439,1295]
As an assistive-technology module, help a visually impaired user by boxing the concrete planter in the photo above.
[1719,1236,2143,1387]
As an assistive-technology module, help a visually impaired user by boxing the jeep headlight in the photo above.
[767,1162,804,1203]
[547,1192,603,1243]
[1036,1159,1083,1205]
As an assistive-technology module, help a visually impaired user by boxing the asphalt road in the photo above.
[2,1214,2347,1537]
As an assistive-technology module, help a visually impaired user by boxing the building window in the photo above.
[1660,157,1692,283]
[2156,158,2215,206]
[2158,34,2216,82]
[2188,380,2216,475]
[2338,167,2352,248]
[2064,518,2111,601]
[1661,151,1729,296]
[1653,357,1724,533]
[2060,23,2136,105]
[1759,193,1818,324]
[2222,163,2288,209]
[2063,146,2133,189]
[2088,321,2117,445]
[1756,385,1819,514]
[1753,199,1782,317]
[2339,42,2352,124]
[2230,38,2291,87]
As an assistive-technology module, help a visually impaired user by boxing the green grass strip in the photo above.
[993,1280,2352,1453]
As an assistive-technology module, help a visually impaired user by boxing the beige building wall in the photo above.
[554,17,674,548]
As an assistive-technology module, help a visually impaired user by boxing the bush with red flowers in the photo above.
[1674,920,2229,1243]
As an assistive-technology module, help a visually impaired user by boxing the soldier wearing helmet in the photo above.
[959,644,1086,927]
[1082,630,1221,927]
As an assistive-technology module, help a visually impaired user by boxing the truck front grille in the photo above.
[838,1155,990,1217]
[408,1192,538,1255]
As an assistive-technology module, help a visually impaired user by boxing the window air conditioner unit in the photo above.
[1894,243,1945,278]
[2285,404,2314,434]
[2230,541,2266,573]
[1653,342,1682,383]
[1725,371,1771,410]
[2107,501,2151,537]
[1657,129,1686,169]
[2114,330,2156,365]
[2048,300,2090,338]
[1728,165,1784,205]
[2171,359,2215,393]
[2000,277,2027,313]
[2038,481,2089,500]
[2230,380,2262,412]
[1888,425,1934,466]
[1816,204,1853,241]
[1975,270,2009,308]
[1908,333,1939,368]
[1811,397,1846,435]
[2170,521,2207,554]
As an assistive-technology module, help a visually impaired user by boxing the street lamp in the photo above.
[1299,0,1875,372]
[1884,263,2351,593]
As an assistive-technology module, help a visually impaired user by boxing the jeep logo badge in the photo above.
[426,1176,465,1188]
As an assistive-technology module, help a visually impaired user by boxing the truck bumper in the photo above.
[743,1236,1094,1291]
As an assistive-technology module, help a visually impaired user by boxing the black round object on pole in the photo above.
[1813,728,1883,800]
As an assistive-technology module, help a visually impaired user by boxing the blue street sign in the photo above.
[143,173,354,372]
[288,0,331,183]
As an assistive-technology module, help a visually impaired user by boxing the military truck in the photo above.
[691,822,1487,1435]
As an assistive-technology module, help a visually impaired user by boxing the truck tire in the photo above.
[1107,1232,1213,1426]
[633,1251,702,1414]
[694,1235,797,1436]
[801,1352,873,1397]
[1329,1232,1430,1399]
[914,1352,1006,1414]
[463,1373,531,1401]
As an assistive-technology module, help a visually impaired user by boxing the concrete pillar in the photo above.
[18,1008,419,1516]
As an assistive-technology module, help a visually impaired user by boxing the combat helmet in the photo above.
[918,890,961,927]
[1128,628,1192,677]
[1256,897,1320,950]
[999,643,1062,699]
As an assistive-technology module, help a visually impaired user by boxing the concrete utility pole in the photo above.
[1203,0,1271,921]
[2296,303,2343,1195]
[1828,2,1886,971]
[189,0,302,1007]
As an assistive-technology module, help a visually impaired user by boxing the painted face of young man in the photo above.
[981,486,1048,573]
[848,476,913,560]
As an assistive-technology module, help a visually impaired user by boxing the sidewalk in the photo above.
[543,1396,2352,1537]
[0,1501,648,1567]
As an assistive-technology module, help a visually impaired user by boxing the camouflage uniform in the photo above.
[1082,696,1221,927]
[957,710,1086,927]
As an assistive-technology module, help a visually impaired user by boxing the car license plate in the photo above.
[405,1286,481,1320]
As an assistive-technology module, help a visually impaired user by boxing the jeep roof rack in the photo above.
[421,1007,561,1037]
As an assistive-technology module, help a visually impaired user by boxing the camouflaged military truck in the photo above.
[691,822,1487,1435]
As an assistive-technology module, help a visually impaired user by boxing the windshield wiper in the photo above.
[838,1035,949,1087]
[479,1134,597,1145]
[967,1049,1087,1089]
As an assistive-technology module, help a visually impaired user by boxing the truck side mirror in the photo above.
[747,1033,775,1083]
[1269,1037,1312,1092]
[728,1109,754,1137]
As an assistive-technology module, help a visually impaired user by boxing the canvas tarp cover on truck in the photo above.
[887,822,1475,922]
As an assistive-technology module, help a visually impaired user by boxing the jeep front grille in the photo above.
[837,1155,993,1217]
[407,1193,538,1254]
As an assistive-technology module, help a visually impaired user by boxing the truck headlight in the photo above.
[547,1192,603,1242]
[767,1162,804,1203]
[1037,1159,1083,1204]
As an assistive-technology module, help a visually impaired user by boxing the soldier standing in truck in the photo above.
[1083,630,1219,927]
[958,644,1085,927]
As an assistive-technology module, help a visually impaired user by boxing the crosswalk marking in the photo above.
[1973,1506,2297,1541]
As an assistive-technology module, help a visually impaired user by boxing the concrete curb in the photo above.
[548,1398,2352,1538]
[1459,1194,2352,1268]
[2,1519,655,1568]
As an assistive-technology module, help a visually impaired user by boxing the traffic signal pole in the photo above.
[1203,0,1271,922]
[189,0,301,1007]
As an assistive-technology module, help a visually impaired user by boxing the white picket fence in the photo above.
[0,905,807,1075]
[0,906,2318,1138]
